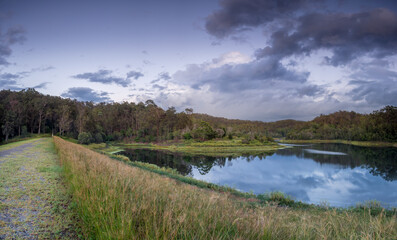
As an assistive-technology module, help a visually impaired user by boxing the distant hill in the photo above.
[192,113,304,138]
[192,106,397,142]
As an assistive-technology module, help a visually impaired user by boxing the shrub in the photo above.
[94,133,103,143]
[257,192,295,207]
[21,126,28,137]
[241,135,254,144]
[183,132,192,140]
[78,132,93,145]
[113,131,122,141]
[125,128,133,137]
[192,121,217,140]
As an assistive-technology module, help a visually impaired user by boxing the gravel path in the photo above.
[0,138,78,239]
[0,142,35,158]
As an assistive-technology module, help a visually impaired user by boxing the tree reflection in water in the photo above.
[119,148,273,176]
[119,144,397,181]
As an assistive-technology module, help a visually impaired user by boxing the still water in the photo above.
[119,143,397,207]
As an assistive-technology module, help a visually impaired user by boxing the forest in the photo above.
[286,106,397,142]
[0,89,396,143]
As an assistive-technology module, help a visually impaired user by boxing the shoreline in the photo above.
[117,138,283,157]
[280,139,397,148]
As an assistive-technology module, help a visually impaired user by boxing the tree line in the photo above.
[0,89,193,143]
[286,106,397,142]
[1,89,396,143]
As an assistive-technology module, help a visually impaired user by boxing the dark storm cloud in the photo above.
[256,8,397,66]
[0,25,25,65]
[61,87,111,102]
[126,70,144,80]
[207,1,397,66]
[73,70,131,87]
[205,0,318,38]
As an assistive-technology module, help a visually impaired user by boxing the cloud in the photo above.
[16,65,55,79]
[126,70,144,80]
[192,0,397,121]
[0,73,22,90]
[205,0,317,38]
[32,82,49,89]
[145,52,340,121]
[348,65,397,106]
[152,84,166,90]
[173,54,313,94]
[0,73,48,90]
[72,70,131,87]
[158,72,171,81]
[0,25,26,65]
[255,8,397,66]
[61,87,111,102]
[31,65,55,72]
[151,72,171,84]
[207,1,397,66]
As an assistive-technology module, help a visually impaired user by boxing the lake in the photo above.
[119,143,397,208]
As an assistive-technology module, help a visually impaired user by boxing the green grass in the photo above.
[120,138,282,157]
[281,139,397,147]
[0,133,52,146]
[0,138,79,239]
[54,136,397,239]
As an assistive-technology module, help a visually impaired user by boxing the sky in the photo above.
[0,0,397,121]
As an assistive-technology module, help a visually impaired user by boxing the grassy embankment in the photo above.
[280,139,397,147]
[116,138,282,157]
[54,136,396,239]
[0,138,78,239]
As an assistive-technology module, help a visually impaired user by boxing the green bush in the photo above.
[183,132,192,140]
[241,135,254,144]
[21,126,28,137]
[192,121,217,140]
[94,133,103,143]
[257,192,295,207]
[78,132,93,145]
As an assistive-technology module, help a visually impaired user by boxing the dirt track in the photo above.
[0,138,77,239]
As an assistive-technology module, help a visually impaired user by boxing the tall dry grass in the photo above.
[53,137,396,239]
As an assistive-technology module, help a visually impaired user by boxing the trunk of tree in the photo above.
[18,126,21,136]
[38,116,42,134]
[157,121,160,138]
[79,119,83,133]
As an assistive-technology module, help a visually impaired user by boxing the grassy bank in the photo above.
[118,138,281,157]
[280,139,397,147]
[54,136,396,239]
